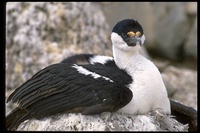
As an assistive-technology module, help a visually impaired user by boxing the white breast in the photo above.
[117,54,171,115]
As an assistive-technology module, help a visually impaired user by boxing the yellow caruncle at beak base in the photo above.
[136,31,141,37]
[127,31,135,37]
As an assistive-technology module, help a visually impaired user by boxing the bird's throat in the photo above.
[113,45,139,70]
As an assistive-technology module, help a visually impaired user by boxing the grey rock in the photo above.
[17,112,188,131]
[161,66,197,109]
[152,2,191,60]
[184,16,197,60]
[153,59,197,110]
[6,2,111,92]
[185,2,197,15]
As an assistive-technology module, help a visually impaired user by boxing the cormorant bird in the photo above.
[6,19,197,131]
[61,53,197,132]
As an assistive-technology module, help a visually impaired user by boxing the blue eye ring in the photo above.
[121,33,127,38]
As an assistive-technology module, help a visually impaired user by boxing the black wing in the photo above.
[7,63,132,130]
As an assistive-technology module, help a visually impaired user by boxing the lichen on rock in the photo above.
[17,111,188,131]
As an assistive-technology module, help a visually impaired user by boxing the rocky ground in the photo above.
[16,112,188,131]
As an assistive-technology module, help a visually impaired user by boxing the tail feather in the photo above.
[6,107,29,131]
[170,99,197,131]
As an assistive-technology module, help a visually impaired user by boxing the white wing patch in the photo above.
[89,55,113,65]
[72,64,113,82]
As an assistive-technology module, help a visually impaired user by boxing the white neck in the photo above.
[111,32,143,70]
[112,43,142,71]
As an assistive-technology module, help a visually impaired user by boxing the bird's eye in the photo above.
[136,31,141,37]
[121,33,127,37]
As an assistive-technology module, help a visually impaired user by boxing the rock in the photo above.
[161,66,197,110]
[17,112,188,131]
[185,2,197,15]
[151,2,191,61]
[6,2,111,92]
[184,16,197,61]
[153,59,197,110]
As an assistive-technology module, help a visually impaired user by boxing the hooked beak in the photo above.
[125,31,142,46]
[125,36,142,47]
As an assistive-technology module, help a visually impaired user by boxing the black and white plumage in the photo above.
[62,53,197,131]
[7,19,172,130]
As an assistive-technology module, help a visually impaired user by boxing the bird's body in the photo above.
[61,53,197,131]
[116,53,170,115]
[63,52,171,115]
[6,19,172,130]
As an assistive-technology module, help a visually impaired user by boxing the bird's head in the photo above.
[111,19,145,53]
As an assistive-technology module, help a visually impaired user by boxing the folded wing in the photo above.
[7,63,132,120]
